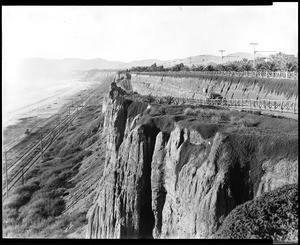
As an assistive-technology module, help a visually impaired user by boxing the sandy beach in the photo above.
[2,79,98,148]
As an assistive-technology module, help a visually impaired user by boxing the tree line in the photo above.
[128,52,298,73]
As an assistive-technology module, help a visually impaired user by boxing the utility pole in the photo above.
[57,114,60,126]
[250,43,259,69]
[188,57,192,66]
[67,106,71,131]
[22,165,24,185]
[219,50,226,64]
[4,151,8,197]
[40,133,44,160]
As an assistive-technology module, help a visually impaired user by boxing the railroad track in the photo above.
[2,98,86,177]
[2,88,100,198]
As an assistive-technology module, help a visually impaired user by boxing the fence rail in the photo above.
[132,71,298,80]
[169,97,298,114]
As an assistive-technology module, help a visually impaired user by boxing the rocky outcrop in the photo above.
[86,97,159,238]
[86,93,298,239]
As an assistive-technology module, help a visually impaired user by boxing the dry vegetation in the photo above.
[214,184,298,242]
[2,81,111,238]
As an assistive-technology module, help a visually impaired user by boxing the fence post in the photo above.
[285,71,288,79]
[4,151,9,198]
[293,99,296,114]
[281,100,283,113]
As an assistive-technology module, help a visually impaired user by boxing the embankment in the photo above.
[86,79,298,240]
[127,72,298,101]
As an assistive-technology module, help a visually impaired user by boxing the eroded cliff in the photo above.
[86,89,298,239]
[129,73,298,101]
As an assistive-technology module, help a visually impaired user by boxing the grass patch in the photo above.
[3,94,105,238]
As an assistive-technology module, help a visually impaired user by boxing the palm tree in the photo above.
[240,59,253,71]
[255,62,267,71]
[205,65,215,71]
[265,61,280,72]
[286,61,298,72]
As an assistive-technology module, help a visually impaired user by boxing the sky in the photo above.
[2,4,298,64]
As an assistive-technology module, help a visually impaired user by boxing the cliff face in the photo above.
[86,92,298,239]
[129,74,298,101]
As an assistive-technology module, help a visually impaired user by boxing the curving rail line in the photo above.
[2,88,99,199]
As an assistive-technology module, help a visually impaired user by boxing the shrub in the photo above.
[143,94,155,103]
[164,96,174,105]
[215,184,298,242]
[4,180,40,211]
[183,107,197,116]
[156,98,165,104]
[21,197,65,226]
[24,167,42,181]
[211,115,221,123]
[219,112,231,122]
[238,118,259,127]
[83,135,99,148]
[59,145,81,158]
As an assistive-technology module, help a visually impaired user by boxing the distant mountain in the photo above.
[16,52,268,80]
[127,59,162,67]
[158,52,266,67]
[17,57,166,80]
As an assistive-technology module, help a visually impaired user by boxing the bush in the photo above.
[83,135,99,148]
[143,94,155,103]
[215,184,298,242]
[59,145,81,158]
[164,96,174,105]
[4,180,40,211]
[183,107,197,116]
[21,197,65,226]
[219,112,231,122]
[238,118,259,127]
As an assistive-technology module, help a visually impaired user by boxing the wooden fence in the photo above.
[132,71,298,80]
[147,95,298,114]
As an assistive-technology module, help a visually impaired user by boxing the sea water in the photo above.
[2,77,94,128]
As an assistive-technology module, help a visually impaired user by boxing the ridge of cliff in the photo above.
[86,85,298,240]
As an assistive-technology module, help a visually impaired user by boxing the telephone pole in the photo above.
[219,50,226,64]
[4,151,9,197]
[250,43,259,69]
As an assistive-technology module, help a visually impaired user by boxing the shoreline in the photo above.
[2,80,98,149]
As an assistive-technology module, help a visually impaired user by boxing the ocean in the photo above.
[2,77,95,128]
